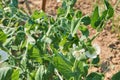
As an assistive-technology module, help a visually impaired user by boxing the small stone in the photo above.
[98,37,103,41]
[112,58,118,65]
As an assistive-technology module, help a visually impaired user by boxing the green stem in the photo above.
[41,24,53,42]
[55,69,63,80]
[72,15,86,37]
[21,40,28,69]
[72,59,78,80]
[65,5,70,18]
[90,32,100,41]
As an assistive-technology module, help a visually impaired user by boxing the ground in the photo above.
[19,0,120,80]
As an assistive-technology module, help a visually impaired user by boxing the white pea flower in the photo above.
[85,43,101,59]
[27,35,35,44]
[0,50,9,63]
[73,44,77,50]
[44,37,52,44]
[4,7,11,13]
[72,49,85,60]
[57,0,61,2]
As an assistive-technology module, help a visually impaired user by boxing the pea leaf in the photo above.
[104,0,114,19]
[100,10,107,20]
[86,72,104,80]
[35,65,45,80]
[75,10,82,18]
[0,29,7,44]
[70,0,77,7]
[75,61,85,75]
[11,69,19,80]
[112,71,120,80]
[28,44,42,63]
[0,67,13,80]
[91,6,100,29]
[31,10,47,20]
[53,53,74,79]
[57,8,66,16]
[79,26,89,37]
[81,16,91,25]
[10,0,18,8]
[15,31,26,45]
[92,56,100,64]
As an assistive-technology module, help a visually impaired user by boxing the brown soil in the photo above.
[18,0,120,80]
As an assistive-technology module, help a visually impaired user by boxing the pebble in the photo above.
[98,37,103,41]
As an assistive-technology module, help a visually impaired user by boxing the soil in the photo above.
[18,0,120,80]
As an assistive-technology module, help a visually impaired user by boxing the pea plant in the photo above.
[0,0,117,80]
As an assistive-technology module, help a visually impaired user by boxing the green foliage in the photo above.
[86,72,104,80]
[53,53,74,79]
[81,16,91,26]
[35,65,45,80]
[28,44,42,63]
[92,56,100,64]
[104,0,114,19]
[112,71,120,80]
[91,6,100,29]
[0,29,7,44]
[0,0,114,80]
[91,0,114,31]
[0,67,13,80]
[11,69,20,80]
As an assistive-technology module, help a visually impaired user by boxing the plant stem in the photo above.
[55,69,63,80]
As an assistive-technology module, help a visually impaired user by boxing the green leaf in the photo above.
[91,6,99,29]
[100,10,108,20]
[42,63,54,79]
[61,1,67,9]
[66,13,74,20]
[81,16,91,25]
[15,31,26,45]
[2,19,9,26]
[57,8,66,16]
[77,61,85,73]
[35,65,45,80]
[73,61,88,79]
[71,18,79,34]
[53,53,73,79]
[86,72,104,80]
[107,7,114,19]
[59,36,67,47]
[0,2,3,9]
[92,56,100,64]
[0,29,7,44]
[0,67,13,80]
[112,71,120,80]
[50,17,55,24]
[104,0,114,19]
[32,10,47,20]
[79,26,89,37]
[10,0,18,7]
[75,61,85,77]
[69,0,77,7]
[25,19,36,31]
[28,44,42,63]
[72,19,81,36]
[75,10,82,18]
[11,69,19,80]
